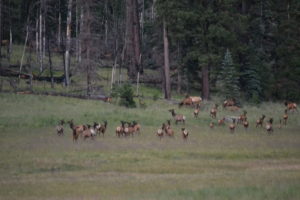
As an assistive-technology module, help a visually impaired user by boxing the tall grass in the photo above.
[0,93,300,199]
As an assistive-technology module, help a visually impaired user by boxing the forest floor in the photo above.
[0,93,299,200]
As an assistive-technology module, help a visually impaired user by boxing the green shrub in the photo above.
[112,83,136,108]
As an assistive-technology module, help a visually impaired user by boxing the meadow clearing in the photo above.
[0,93,299,200]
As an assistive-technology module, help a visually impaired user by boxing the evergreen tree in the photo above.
[241,41,262,103]
[218,49,240,100]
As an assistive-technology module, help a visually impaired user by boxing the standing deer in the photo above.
[210,104,218,119]
[256,115,266,128]
[283,109,288,125]
[265,118,273,134]
[169,109,186,125]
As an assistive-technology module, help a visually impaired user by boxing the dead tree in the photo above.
[163,18,171,99]
[64,0,73,86]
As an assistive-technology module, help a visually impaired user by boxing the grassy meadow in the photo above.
[0,93,300,200]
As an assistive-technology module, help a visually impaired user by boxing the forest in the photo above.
[0,0,300,102]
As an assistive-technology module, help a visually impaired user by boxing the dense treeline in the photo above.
[0,0,299,102]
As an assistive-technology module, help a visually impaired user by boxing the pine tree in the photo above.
[242,42,262,103]
[218,49,240,100]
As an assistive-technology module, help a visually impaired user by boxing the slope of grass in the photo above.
[0,93,300,200]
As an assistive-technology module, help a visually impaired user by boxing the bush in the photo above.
[112,83,136,108]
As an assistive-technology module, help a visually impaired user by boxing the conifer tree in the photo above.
[218,49,240,100]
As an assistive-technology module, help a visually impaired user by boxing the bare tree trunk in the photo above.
[64,0,73,86]
[176,42,181,94]
[36,14,39,61]
[75,0,79,62]
[47,32,54,88]
[125,0,134,79]
[58,0,61,47]
[163,19,171,99]
[27,36,33,90]
[151,0,156,21]
[104,0,108,48]
[9,28,12,61]
[19,25,29,78]
[8,0,12,61]
[39,1,43,73]
[43,16,46,59]
[132,0,142,74]
[85,1,91,96]
[79,5,83,63]
[0,0,2,64]
[202,65,209,100]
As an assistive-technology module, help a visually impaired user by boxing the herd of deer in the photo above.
[55,95,297,141]
[56,120,108,142]
[200,98,297,134]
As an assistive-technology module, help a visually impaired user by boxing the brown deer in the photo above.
[209,122,215,129]
[82,124,97,140]
[238,110,247,124]
[193,104,200,118]
[243,119,249,130]
[210,104,218,119]
[256,115,266,128]
[226,106,240,112]
[265,118,273,134]
[181,128,189,140]
[179,97,193,107]
[162,122,174,137]
[56,120,65,136]
[283,109,288,125]
[223,99,236,108]
[116,121,125,137]
[229,119,236,133]
[67,120,85,142]
[169,109,186,125]
[132,121,141,135]
[156,124,164,139]
[285,101,298,112]
[218,117,225,126]
[98,121,108,136]
[179,95,202,108]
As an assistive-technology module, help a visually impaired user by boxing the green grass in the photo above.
[0,92,300,199]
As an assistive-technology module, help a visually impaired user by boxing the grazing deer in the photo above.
[179,97,193,107]
[181,128,189,140]
[218,117,225,126]
[132,121,141,135]
[283,109,288,125]
[82,124,97,140]
[99,121,108,136]
[156,124,164,139]
[229,119,236,133]
[226,106,240,112]
[162,122,174,137]
[169,109,186,125]
[179,95,202,108]
[116,121,125,137]
[243,120,249,130]
[210,104,218,119]
[285,101,298,112]
[193,104,200,118]
[238,110,247,124]
[209,122,215,129]
[265,118,273,134]
[56,120,65,136]
[256,115,266,128]
[223,98,236,108]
